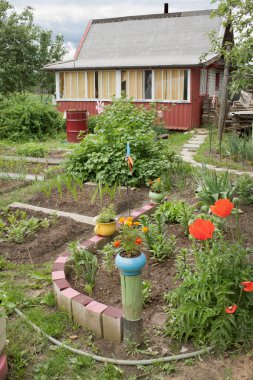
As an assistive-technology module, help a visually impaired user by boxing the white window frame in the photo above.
[200,69,207,95]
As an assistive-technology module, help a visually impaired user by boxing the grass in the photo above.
[194,133,253,172]
[0,132,77,157]
[167,130,193,154]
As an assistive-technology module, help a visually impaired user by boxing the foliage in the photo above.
[155,200,196,234]
[0,208,55,243]
[142,280,152,306]
[99,243,116,273]
[235,174,253,204]
[112,217,143,258]
[195,166,235,206]
[147,177,164,193]
[96,204,116,223]
[225,133,253,164]
[0,95,64,141]
[91,180,120,206]
[40,173,84,201]
[68,242,97,292]
[165,239,253,350]
[64,96,180,186]
[206,0,253,95]
[88,115,98,133]
[140,214,176,261]
[0,1,66,94]
[16,143,48,158]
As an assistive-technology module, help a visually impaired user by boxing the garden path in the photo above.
[181,129,253,178]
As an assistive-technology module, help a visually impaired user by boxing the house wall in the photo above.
[207,68,224,97]
[56,67,203,130]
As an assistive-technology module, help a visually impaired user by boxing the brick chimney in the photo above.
[164,3,169,13]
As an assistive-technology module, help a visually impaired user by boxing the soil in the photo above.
[0,208,94,264]
[27,185,149,217]
[0,179,27,194]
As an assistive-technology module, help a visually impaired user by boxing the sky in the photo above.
[10,0,215,59]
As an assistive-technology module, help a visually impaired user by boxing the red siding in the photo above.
[190,67,203,128]
[57,100,193,130]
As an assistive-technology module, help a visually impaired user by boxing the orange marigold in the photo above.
[125,220,133,226]
[126,217,134,222]
[113,240,121,248]
[133,221,141,226]
[118,217,126,224]
[142,226,149,233]
[135,238,142,245]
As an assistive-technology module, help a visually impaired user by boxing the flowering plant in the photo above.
[148,178,164,193]
[112,217,144,258]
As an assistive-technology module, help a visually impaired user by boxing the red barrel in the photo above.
[66,110,88,143]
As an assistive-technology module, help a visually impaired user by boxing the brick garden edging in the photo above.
[0,311,7,380]
[52,203,156,343]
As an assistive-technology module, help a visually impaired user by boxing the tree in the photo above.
[0,1,66,95]
[207,0,253,148]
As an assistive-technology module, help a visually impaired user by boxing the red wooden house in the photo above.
[45,9,229,130]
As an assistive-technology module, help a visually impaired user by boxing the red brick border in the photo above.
[0,354,7,380]
[52,202,157,343]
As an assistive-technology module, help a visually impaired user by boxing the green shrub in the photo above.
[0,95,64,141]
[88,115,97,133]
[64,96,180,186]
[235,174,253,204]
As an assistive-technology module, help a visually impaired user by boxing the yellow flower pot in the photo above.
[94,221,117,237]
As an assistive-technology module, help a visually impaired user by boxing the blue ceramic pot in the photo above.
[115,252,146,276]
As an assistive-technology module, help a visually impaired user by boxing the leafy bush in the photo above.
[64,96,180,186]
[96,205,116,223]
[225,133,253,164]
[0,95,64,141]
[88,115,97,134]
[165,240,253,350]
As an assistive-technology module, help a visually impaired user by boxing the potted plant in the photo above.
[114,217,146,276]
[94,204,117,237]
[148,178,166,204]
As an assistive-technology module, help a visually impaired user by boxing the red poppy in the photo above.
[135,238,142,245]
[113,240,121,248]
[189,219,215,240]
[225,304,238,314]
[210,199,234,218]
[241,282,253,292]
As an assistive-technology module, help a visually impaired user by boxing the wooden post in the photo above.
[120,273,143,345]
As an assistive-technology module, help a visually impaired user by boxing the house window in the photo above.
[200,69,207,95]
[59,72,64,98]
[144,70,152,99]
[215,72,220,92]
[121,70,143,99]
[154,69,188,101]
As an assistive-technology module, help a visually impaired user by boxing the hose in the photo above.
[14,307,214,366]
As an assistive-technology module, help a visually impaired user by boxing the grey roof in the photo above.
[45,10,224,70]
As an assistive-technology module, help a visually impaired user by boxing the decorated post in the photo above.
[114,144,146,345]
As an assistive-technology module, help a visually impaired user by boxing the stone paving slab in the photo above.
[0,155,63,165]
[10,202,96,225]
[0,172,44,181]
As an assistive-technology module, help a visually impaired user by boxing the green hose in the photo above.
[14,307,214,366]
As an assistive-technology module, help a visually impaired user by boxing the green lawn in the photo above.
[167,130,194,154]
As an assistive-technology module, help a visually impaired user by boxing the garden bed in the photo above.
[27,185,149,217]
[0,208,94,264]
[0,179,27,194]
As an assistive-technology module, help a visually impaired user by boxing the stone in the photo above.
[85,301,108,337]
[102,307,123,343]
[71,294,93,328]
[58,288,80,316]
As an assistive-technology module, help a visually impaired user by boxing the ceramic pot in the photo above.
[148,190,165,204]
[0,309,6,354]
[115,252,146,276]
[94,220,116,237]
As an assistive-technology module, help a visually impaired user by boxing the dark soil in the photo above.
[0,179,27,194]
[0,208,94,264]
[27,185,149,217]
